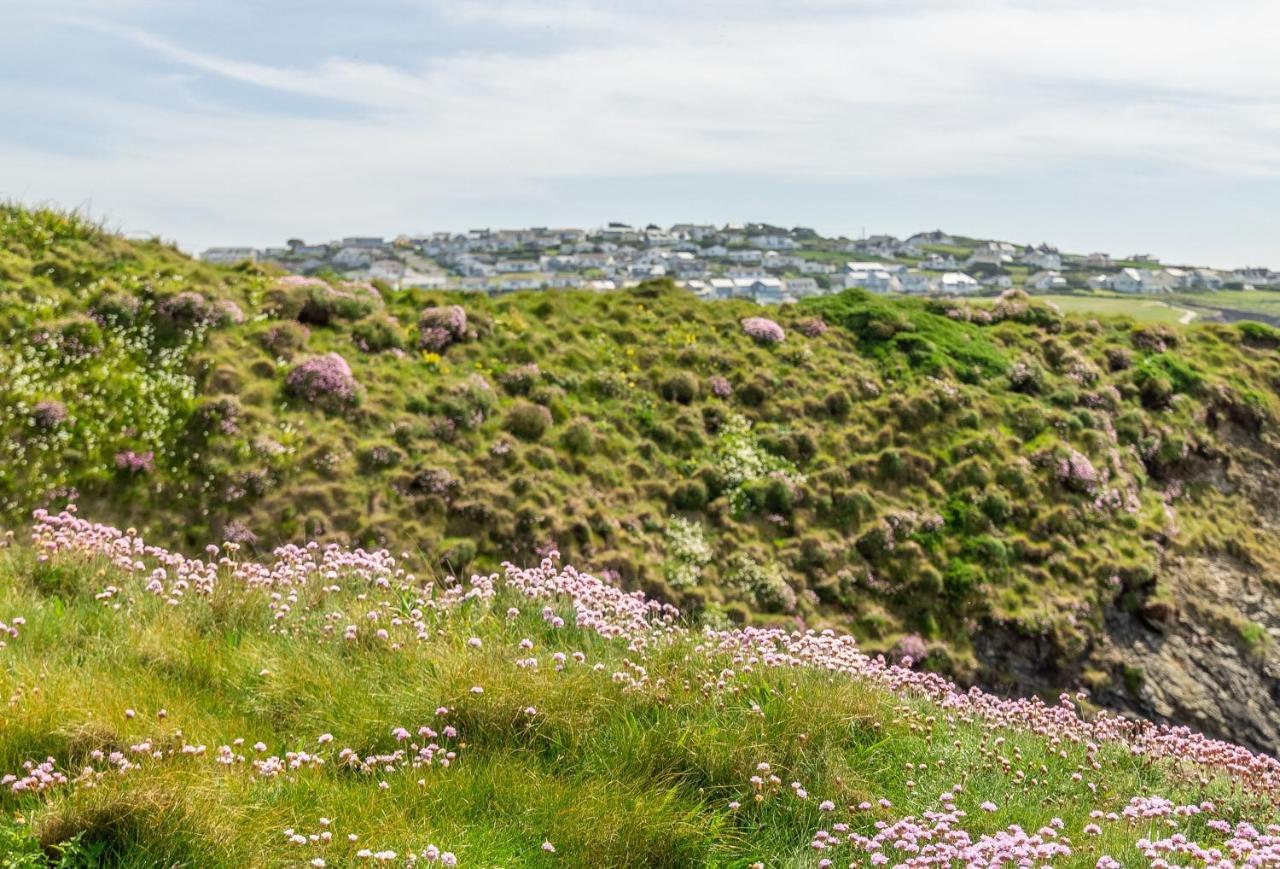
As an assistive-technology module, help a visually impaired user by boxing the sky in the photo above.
[2,0,1279,267]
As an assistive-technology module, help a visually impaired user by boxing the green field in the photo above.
[1017,294,1199,324]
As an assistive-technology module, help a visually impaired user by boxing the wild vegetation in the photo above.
[0,511,1277,866]
[3,205,1280,749]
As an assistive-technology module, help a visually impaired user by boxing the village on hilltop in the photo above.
[201,223,1280,306]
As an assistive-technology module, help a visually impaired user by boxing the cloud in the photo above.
[2,0,1279,258]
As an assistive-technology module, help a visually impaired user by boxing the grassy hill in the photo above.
[3,206,1280,751]
[0,511,1277,866]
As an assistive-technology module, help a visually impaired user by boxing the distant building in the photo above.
[200,247,258,265]
[937,272,980,294]
[1084,252,1112,269]
[1027,270,1068,291]
[783,277,821,298]
[919,253,958,271]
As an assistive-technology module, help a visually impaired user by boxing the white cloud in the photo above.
[3,0,1280,257]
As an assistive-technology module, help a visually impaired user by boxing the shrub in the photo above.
[114,449,154,474]
[352,315,404,352]
[741,316,785,344]
[659,371,699,404]
[708,375,732,399]
[560,417,596,455]
[30,399,68,429]
[670,479,708,511]
[418,305,470,351]
[89,291,140,326]
[285,353,359,407]
[943,559,985,600]
[504,400,553,441]
[499,363,541,396]
[1237,321,1280,349]
[1056,449,1099,492]
[798,316,829,338]
[726,553,797,613]
[267,277,380,326]
[257,321,310,358]
[663,516,712,590]
[155,292,214,329]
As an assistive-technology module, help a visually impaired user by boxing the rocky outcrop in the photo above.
[1094,555,1280,755]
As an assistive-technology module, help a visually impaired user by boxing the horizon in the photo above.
[4,1,1279,269]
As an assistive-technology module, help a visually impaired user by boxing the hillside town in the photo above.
[200,223,1280,306]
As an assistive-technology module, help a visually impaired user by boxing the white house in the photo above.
[332,247,373,269]
[937,272,980,294]
[966,244,1015,267]
[200,247,258,265]
[900,272,935,294]
[727,249,764,264]
[1110,268,1154,293]
[784,277,821,297]
[1021,247,1062,271]
[751,278,792,305]
[401,270,448,290]
[906,230,955,247]
[844,269,900,293]
[919,253,958,271]
[798,259,837,275]
[368,259,406,282]
[1027,270,1068,291]
[707,277,736,299]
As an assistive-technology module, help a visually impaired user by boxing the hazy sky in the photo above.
[3,0,1279,267]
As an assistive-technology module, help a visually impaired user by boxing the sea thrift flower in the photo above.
[114,450,154,474]
[798,316,828,338]
[741,316,785,344]
[418,305,469,351]
[709,375,732,398]
[286,353,359,406]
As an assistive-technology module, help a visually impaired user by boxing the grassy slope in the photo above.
[4,206,1280,691]
[1,527,1276,867]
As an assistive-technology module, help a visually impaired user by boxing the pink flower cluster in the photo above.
[418,306,468,352]
[114,450,154,474]
[798,316,829,338]
[1058,449,1100,492]
[709,375,733,398]
[286,353,359,405]
[741,317,785,344]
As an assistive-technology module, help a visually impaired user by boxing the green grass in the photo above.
[0,546,1275,867]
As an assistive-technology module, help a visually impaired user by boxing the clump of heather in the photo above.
[156,291,214,329]
[498,363,541,396]
[893,632,928,666]
[286,353,359,407]
[418,306,469,352]
[709,375,732,398]
[1058,448,1100,492]
[114,450,154,474]
[741,316,785,344]
[797,316,828,338]
[30,400,67,430]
